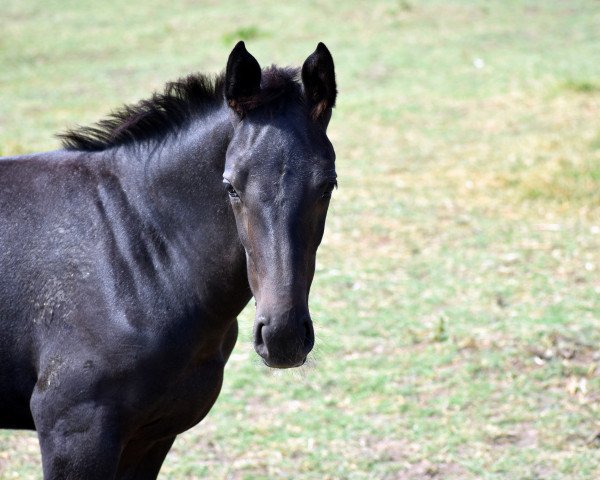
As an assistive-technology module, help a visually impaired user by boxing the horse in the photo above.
[0,41,337,479]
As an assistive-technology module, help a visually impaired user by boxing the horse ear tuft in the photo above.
[225,41,262,116]
[302,43,337,122]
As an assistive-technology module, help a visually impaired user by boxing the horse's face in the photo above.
[223,42,337,368]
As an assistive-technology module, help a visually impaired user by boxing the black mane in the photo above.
[59,67,301,152]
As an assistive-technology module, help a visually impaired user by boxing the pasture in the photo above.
[1,0,599,478]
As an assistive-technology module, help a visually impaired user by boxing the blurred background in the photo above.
[1,1,599,478]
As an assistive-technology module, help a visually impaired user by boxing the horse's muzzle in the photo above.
[253,311,314,369]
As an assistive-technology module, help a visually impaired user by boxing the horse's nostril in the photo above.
[254,319,266,346]
[303,320,315,350]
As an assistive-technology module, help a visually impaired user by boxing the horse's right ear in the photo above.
[225,41,262,116]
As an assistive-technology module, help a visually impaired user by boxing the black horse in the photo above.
[0,42,337,479]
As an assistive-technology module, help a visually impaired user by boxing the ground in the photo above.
[1,0,599,478]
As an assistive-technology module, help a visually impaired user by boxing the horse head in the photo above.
[223,42,337,368]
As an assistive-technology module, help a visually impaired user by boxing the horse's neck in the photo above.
[109,108,250,317]
[115,107,231,229]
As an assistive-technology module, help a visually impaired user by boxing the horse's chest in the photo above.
[135,357,226,439]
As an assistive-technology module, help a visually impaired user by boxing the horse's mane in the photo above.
[59,67,301,152]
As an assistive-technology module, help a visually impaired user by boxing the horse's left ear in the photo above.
[302,42,337,123]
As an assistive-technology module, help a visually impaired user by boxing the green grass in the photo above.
[1,0,600,478]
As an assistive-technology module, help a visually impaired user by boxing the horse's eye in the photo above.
[322,180,337,200]
[224,182,239,198]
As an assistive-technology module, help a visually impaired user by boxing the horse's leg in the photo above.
[116,436,176,480]
[31,391,122,480]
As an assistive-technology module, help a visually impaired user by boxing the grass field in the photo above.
[1,1,599,478]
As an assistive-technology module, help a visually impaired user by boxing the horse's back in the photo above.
[0,150,102,326]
